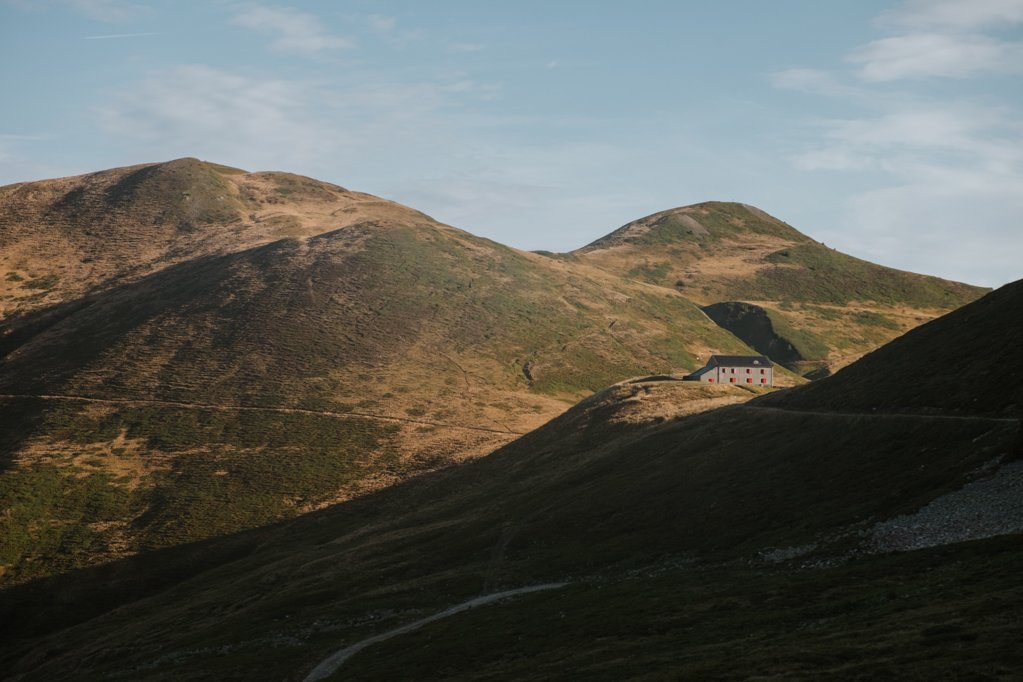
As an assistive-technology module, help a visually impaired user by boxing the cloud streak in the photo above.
[849,0,1023,81]
[83,31,160,39]
[65,0,145,22]
[96,65,336,168]
[94,63,503,176]
[878,0,1023,30]
[771,0,1023,286]
[232,5,352,55]
[849,32,1023,81]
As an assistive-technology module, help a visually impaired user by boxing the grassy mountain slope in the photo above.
[762,278,1023,416]
[574,201,988,374]
[2,281,1019,681]
[0,163,768,585]
[0,158,432,317]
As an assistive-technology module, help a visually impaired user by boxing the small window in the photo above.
[746,378,752,383]
[708,378,714,383]
[761,378,767,384]
[760,369,766,374]
[746,368,751,374]
[730,377,735,383]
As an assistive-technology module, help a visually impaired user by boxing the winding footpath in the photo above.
[0,393,525,435]
[302,583,567,681]
[746,404,1018,424]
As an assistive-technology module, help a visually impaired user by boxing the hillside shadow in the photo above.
[0,453,463,650]
[0,253,242,471]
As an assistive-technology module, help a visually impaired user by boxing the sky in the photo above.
[1,0,1021,287]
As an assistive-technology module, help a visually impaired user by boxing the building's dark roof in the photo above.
[684,365,715,379]
[709,354,774,368]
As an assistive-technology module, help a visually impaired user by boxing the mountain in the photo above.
[573,201,988,375]
[761,278,1023,417]
[0,159,1001,667]
[2,280,1019,681]
[0,158,432,317]
[0,160,768,585]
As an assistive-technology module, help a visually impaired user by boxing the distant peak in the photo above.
[156,157,249,175]
[576,201,807,252]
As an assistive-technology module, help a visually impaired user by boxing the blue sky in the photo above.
[2,0,1021,287]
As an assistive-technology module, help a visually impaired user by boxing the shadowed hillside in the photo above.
[1,281,1019,681]
[1,164,770,585]
[761,278,1023,417]
[575,201,988,375]
[0,160,1004,679]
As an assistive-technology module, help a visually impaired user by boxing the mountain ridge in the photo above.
[0,158,990,588]
[1,161,770,584]
[572,200,987,374]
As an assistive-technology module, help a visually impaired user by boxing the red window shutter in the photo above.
[761,378,767,384]
[730,377,735,383]
[747,378,752,383]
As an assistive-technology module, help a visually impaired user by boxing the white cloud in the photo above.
[793,105,1020,170]
[786,100,1023,285]
[2,0,146,22]
[64,0,145,22]
[771,0,1023,287]
[846,0,1023,81]
[96,65,337,168]
[83,31,160,39]
[837,175,1023,287]
[447,42,484,53]
[878,0,1023,30]
[771,68,867,97]
[849,32,1023,81]
[368,14,396,32]
[94,64,504,176]
[232,5,352,55]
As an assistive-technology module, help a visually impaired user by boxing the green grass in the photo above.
[338,536,1023,682]
[627,202,804,248]
[0,464,143,581]
[0,220,753,584]
[764,279,1023,417]
[742,243,984,307]
[625,260,671,283]
[21,275,59,291]
[1,398,1014,679]
[104,158,245,229]
[764,308,831,360]
[264,172,342,202]
[851,309,901,330]
[0,402,399,584]
[1,320,1020,679]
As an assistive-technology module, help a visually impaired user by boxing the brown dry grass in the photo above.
[0,159,434,319]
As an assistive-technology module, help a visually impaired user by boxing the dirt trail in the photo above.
[0,393,526,436]
[301,583,567,681]
[747,404,1017,424]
